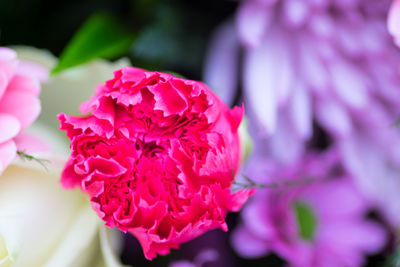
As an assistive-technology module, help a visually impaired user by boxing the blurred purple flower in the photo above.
[205,0,399,140]
[231,150,387,267]
[170,249,219,267]
[204,0,400,226]
[389,0,400,46]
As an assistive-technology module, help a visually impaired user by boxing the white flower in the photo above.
[13,46,130,155]
[0,158,124,267]
[0,47,131,267]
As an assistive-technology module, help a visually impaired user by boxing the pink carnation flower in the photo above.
[0,47,47,172]
[232,150,387,267]
[58,67,252,259]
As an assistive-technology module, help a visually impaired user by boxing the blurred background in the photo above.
[2,0,400,266]
[0,0,234,79]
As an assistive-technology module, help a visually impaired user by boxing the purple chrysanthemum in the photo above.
[232,150,387,267]
[204,0,400,226]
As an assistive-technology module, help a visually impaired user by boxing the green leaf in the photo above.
[393,116,400,128]
[294,202,317,241]
[51,13,135,75]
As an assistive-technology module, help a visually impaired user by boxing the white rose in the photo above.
[0,47,131,267]
[0,158,124,267]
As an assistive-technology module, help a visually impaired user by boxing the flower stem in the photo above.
[16,151,50,171]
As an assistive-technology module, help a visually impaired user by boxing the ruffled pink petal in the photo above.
[148,81,188,116]
[61,159,86,189]
[58,66,249,260]
[227,104,244,131]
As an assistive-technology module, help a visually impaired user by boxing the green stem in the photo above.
[16,151,50,171]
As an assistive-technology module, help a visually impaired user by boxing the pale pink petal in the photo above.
[0,47,17,61]
[14,133,51,154]
[0,72,8,100]
[17,60,49,82]
[203,21,240,106]
[7,74,41,96]
[0,140,17,173]
[0,47,17,82]
[0,90,41,129]
[0,113,20,143]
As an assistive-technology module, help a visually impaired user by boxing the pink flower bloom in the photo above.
[58,67,252,259]
[389,0,400,46]
[232,150,387,267]
[0,47,47,172]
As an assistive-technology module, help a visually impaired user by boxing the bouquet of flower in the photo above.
[1,1,400,266]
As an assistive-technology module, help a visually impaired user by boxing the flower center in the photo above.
[294,202,317,241]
